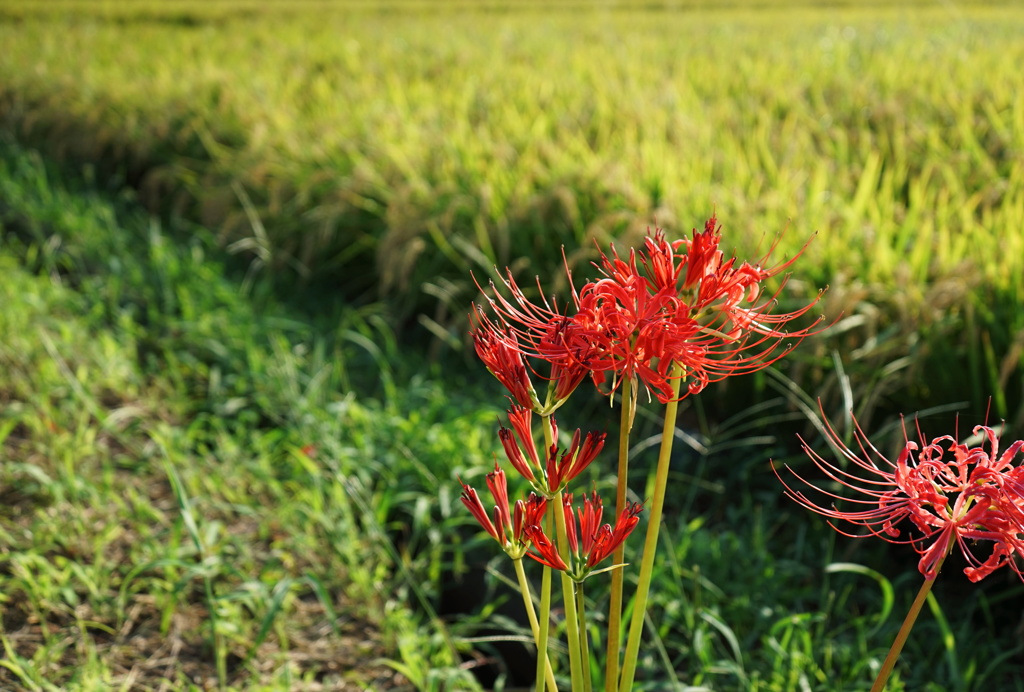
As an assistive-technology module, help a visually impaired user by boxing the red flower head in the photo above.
[681,215,820,344]
[470,312,539,411]
[774,410,1024,582]
[681,216,726,291]
[471,270,594,414]
[459,462,548,559]
[544,425,607,495]
[498,406,606,496]
[572,217,825,403]
[524,491,644,582]
[472,216,825,409]
[498,405,541,482]
[573,260,700,403]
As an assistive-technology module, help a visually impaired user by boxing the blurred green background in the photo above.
[1,1,1022,690]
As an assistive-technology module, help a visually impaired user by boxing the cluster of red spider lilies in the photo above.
[456,216,1024,692]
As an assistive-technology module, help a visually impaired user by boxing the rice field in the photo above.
[2,1,1023,425]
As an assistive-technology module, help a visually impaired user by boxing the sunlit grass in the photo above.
[0,141,480,690]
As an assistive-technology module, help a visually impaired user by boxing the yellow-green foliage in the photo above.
[1,1,1022,412]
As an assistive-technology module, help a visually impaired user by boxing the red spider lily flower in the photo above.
[545,427,607,494]
[571,232,696,401]
[641,229,686,292]
[524,492,644,582]
[680,215,770,324]
[573,269,701,403]
[568,216,824,404]
[470,310,539,411]
[473,216,824,407]
[774,411,1024,582]
[468,300,593,413]
[498,405,540,482]
[524,524,569,571]
[471,273,594,413]
[498,406,606,495]
[681,216,725,291]
[682,218,818,342]
[460,463,548,559]
[537,315,596,405]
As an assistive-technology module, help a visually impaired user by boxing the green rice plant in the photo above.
[2,2,1022,425]
[0,4,1016,301]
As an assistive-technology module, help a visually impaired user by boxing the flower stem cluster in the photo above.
[457,216,826,692]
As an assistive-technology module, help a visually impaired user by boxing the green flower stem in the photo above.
[514,558,557,692]
[576,582,593,692]
[869,540,953,692]
[554,489,586,692]
[537,556,555,692]
[535,417,556,692]
[605,376,634,692]
[542,414,585,692]
[618,363,684,692]
[532,415,557,692]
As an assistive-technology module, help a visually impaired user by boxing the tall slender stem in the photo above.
[543,415,585,692]
[514,558,558,692]
[554,489,585,692]
[605,377,634,692]
[869,543,952,692]
[535,415,557,692]
[537,549,555,691]
[576,583,593,692]
[618,364,684,692]
[535,555,554,692]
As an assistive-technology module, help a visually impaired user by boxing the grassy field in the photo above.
[0,140,501,690]
[2,1,1024,690]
